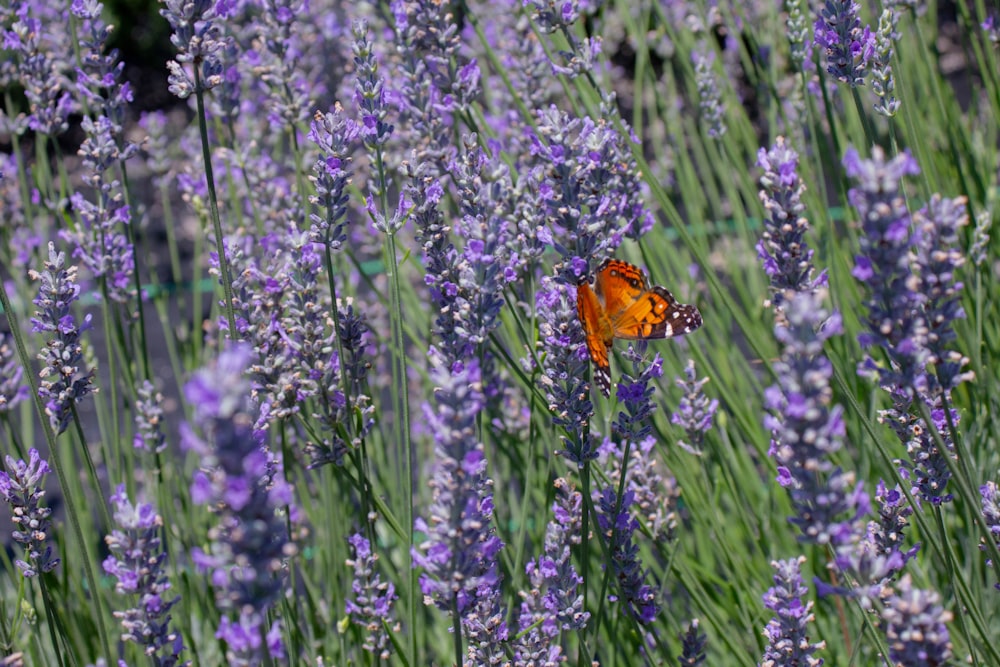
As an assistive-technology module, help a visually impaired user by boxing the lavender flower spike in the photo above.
[871,9,899,117]
[756,136,826,310]
[516,478,588,663]
[30,242,96,435]
[979,481,1000,589]
[845,145,926,396]
[0,449,60,577]
[133,380,167,454]
[345,533,399,659]
[814,0,874,87]
[693,47,726,139]
[0,333,28,414]
[307,105,359,251]
[596,487,659,623]
[535,278,595,465]
[759,557,825,667]
[182,343,291,665]
[913,194,973,394]
[411,352,505,655]
[671,358,719,456]
[882,575,953,666]
[678,619,708,666]
[764,290,866,545]
[159,0,225,99]
[103,485,185,666]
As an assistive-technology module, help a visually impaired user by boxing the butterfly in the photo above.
[576,258,702,397]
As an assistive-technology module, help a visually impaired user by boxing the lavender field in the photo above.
[0,0,998,664]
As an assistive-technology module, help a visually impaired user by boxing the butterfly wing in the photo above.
[576,280,613,397]
[594,258,647,320]
[611,285,703,339]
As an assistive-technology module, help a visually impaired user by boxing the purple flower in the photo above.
[980,481,1000,589]
[693,47,726,139]
[599,435,681,544]
[0,449,60,577]
[29,243,96,435]
[8,4,76,135]
[864,480,919,568]
[759,557,825,667]
[526,106,648,282]
[159,0,226,98]
[614,346,663,445]
[60,114,136,305]
[103,485,185,666]
[756,137,826,310]
[678,619,707,666]
[845,146,926,396]
[407,162,453,314]
[764,290,866,545]
[215,614,283,667]
[522,0,601,76]
[0,333,28,413]
[182,343,291,665]
[535,278,595,464]
[813,0,874,86]
[411,353,505,646]
[515,478,588,663]
[392,9,451,173]
[670,359,719,456]
[595,487,659,623]
[882,575,953,666]
[252,0,311,129]
[268,234,374,468]
[71,0,136,143]
[846,147,964,506]
[436,143,518,388]
[391,0,479,176]
[880,396,956,505]
[308,105,359,251]
[133,380,167,453]
[345,533,399,659]
[913,194,972,394]
[352,20,394,153]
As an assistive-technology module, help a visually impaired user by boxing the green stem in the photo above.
[383,229,416,664]
[193,68,238,339]
[576,458,591,667]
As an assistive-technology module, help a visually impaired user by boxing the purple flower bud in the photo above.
[759,556,824,666]
[0,449,59,577]
[29,243,96,434]
[345,533,399,659]
[882,575,953,666]
[103,485,185,665]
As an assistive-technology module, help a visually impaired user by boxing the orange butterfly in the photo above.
[576,258,702,397]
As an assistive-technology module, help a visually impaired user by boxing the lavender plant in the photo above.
[1,0,996,664]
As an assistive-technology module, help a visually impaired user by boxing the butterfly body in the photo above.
[577,258,702,397]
